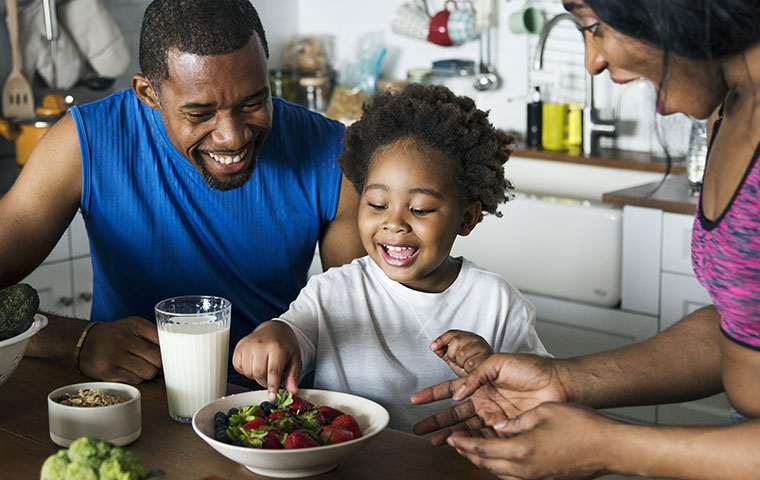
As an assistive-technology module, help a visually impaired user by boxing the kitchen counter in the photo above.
[513,144,686,174]
[601,173,698,215]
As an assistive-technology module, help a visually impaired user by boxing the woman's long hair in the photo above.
[585,0,760,191]
[585,0,760,60]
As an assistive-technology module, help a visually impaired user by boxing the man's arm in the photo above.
[317,174,365,270]
[0,114,81,286]
[1,114,161,384]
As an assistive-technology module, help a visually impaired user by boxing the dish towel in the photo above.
[16,0,131,90]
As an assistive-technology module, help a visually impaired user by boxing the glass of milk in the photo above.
[154,295,231,423]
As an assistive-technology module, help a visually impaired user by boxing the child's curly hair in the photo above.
[337,83,513,222]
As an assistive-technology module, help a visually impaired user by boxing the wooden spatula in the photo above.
[2,0,35,119]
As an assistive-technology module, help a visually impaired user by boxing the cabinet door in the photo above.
[72,257,93,320]
[23,262,75,318]
[659,272,731,425]
[70,211,90,258]
[661,212,695,276]
[659,272,711,330]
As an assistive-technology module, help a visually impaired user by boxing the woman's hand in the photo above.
[430,329,494,377]
[411,353,565,444]
[447,402,620,480]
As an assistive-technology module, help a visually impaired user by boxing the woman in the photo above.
[411,0,760,478]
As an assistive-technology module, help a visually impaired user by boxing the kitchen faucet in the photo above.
[532,13,617,157]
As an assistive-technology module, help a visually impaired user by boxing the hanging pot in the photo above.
[0,94,66,168]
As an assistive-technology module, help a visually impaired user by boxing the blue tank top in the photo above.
[69,90,345,359]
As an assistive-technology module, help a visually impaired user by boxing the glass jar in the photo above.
[269,68,298,103]
[298,76,330,113]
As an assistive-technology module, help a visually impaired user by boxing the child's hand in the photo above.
[232,320,301,401]
[430,329,494,377]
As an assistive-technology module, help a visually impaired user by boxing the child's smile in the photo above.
[358,138,480,293]
[379,243,419,267]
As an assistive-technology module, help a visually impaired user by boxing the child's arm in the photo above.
[430,329,494,377]
[232,320,302,401]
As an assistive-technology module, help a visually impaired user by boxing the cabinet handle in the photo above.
[59,296,74,306]
[78,292,93,302]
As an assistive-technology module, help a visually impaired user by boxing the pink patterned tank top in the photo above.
[691,133,760,350]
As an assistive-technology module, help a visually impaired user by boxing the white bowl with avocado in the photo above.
[0,313,47,387]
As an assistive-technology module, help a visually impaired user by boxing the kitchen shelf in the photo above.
[513,144,686,175]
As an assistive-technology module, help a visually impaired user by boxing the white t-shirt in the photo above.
[277,255,550,433]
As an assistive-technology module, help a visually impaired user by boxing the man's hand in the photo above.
[411,353,565,444]
[79,316,161,384]
[430,329,494,377]
[232,320,301,401]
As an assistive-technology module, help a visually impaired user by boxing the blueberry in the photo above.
[215,411,227,421]
[228,407,239,416]
[259,401,275,415]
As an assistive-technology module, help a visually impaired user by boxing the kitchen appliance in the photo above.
[0,94,66,168]
[452,192,623,307]
[2,0,35,119]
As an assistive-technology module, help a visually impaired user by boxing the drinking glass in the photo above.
[155,295,231,423]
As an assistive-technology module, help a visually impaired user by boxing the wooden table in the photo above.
[0,358,495,479]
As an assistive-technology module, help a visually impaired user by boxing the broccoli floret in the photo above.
[65,462,99,480]
[67,437,113,469]
[41,450,71,480]
[39,437,162,480]
[98,453,147,480]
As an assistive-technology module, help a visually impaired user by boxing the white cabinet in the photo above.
[22,211,93,320]
[621,206,732,425]
[72,256,94,319]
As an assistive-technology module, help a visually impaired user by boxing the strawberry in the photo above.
[317,405,344,422]
[287,394,314,415]
[331,414,362,438]
[252,407,267,418]
[319,425,355,445]
[268,411,290,421]
[241,418,269,430]
[261,430,284,449]
[284,430,319,449]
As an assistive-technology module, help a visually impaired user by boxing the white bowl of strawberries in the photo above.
[192,389,390,478]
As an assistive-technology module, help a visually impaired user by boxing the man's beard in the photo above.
[197,155,257,191]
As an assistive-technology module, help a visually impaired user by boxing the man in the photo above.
[0,0,364,384]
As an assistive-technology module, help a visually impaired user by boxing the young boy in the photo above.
[232,84,549,433]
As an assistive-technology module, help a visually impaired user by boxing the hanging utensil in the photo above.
[473,29,498,91]
[2,0,35,119]
[472,0,498,91]
[42,0,59,90]
[484,26,502,88]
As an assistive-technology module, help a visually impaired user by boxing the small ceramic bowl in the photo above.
[48,381,142,447]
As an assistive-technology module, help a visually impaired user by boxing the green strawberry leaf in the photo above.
[275,391,293,409]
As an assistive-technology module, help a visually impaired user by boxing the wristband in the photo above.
[73,322,100,374]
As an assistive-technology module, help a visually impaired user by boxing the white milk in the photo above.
[158,317,230,421]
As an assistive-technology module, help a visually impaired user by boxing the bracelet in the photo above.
[73,322,100,374]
